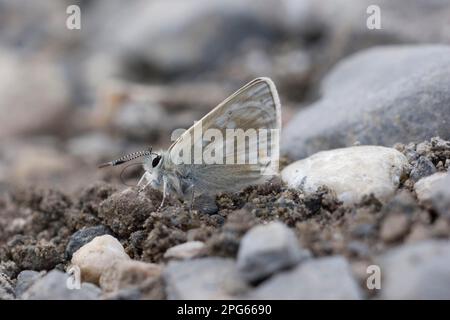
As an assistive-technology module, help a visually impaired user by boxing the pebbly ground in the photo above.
[0,136,449,300]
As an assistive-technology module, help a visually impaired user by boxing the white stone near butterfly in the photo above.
[281,146,409,204]
[71,235,130,284]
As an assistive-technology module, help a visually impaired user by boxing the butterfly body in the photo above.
[102,77,281,208]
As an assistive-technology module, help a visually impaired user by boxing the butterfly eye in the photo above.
[152,155,161,168]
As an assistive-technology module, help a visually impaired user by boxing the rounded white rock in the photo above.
[71,235,130,284]
[281,146,409,204]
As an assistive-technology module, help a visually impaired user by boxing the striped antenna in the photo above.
[98,147,154,168]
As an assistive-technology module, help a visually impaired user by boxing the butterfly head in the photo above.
[143,152,163,172]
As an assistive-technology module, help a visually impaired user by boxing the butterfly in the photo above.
[100,77,281,209]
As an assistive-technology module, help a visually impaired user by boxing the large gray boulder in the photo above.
[282,45,450,159]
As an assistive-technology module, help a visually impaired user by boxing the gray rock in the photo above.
[414,172,450,217]
[193,194,219,215]
[410,156,437,182]
[21,270,101,300]
[282,45,450,160]
[15,270,45,298]
[378,240,450,299]
[65,225,113,260]
[282,146,409,204]
[237,221,310,283]
[249,256,362,299]
[163,257,248,299]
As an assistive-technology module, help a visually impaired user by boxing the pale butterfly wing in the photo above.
[167,77,281,196]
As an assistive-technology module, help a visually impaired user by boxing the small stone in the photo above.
[100,260,162,292]
[71,235,130,284]
[237,221,310,283]
[15,270,45,298]
[282,146,409,204]
[410,156,437,182]
[163,241,205,260]
[193,194,218,215]
[380,214,410,243]
[163,257,248,299]
[378,240,450,299]
[21,270,101,300]
[65,225,113,260]
[414,172,450,217]
[249,256,362,299]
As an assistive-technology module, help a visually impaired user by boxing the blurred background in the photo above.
[0,0,449,194]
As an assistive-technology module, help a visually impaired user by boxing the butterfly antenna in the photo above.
[98,147,153,168]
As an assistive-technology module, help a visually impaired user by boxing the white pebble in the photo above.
[71,235,130,284]
[282,146,409,204]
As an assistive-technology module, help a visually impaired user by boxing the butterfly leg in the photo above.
[158,176,167,210]
[137,172,150,193]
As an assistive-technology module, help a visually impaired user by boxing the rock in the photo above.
[65,225,113,260]
[249,256,362,299]
[414,172,448,202]
[100,260,162,292]
[15,270,45,298]
[21,270,101,300]
[409,156,437,182]
[282,146,409,204]
[414,172,450,217]
[163,257,248,299]
[192,194,219,215]
[163,241,205,260]
[0,51,70,138]
[71,235,130,284]
[0,273,15,300]
[378,240,450,299]
[237,221,310,282]
[380,214,410,243]
[282,45,450,159]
